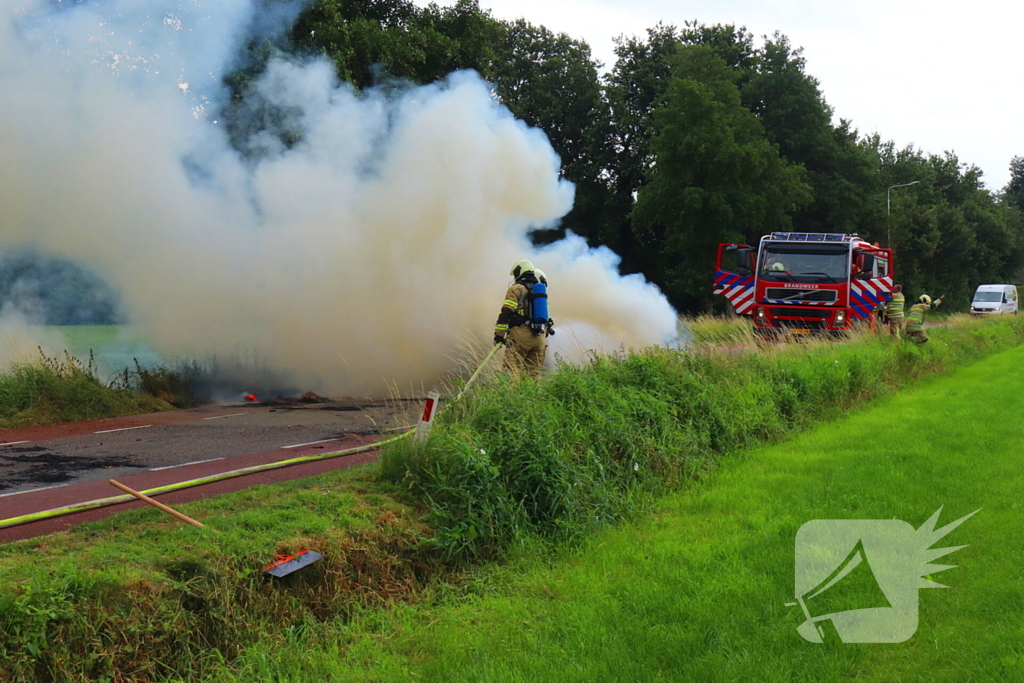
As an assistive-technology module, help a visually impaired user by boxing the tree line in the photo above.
[242,0,1024,312]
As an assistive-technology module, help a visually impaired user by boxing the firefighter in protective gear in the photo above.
[905,293,944,344]
[886,284,905,339]
[494,260,546,378]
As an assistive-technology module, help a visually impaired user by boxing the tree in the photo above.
[1001,157,1024,283]
[603,23,757,270]
[1003,156,1024,213]
[601,24,682,268]
[741,34,878,235]
[631,46,811,310]
[866,142,1024,307]
[290,0,500,87]
[230,7,1024,309]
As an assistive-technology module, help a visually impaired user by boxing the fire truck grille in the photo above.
[765,288,838,302]
[768,307,833,319]
[776,318,828,329]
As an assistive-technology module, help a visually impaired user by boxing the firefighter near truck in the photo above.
[713,232,894,339]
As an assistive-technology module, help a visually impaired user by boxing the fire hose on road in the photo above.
[0,343,504,531]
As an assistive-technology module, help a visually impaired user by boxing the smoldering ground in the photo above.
[0,0,677,395]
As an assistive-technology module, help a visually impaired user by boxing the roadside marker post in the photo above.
[415,391,441,442]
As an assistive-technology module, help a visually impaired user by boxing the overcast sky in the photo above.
[466,0,1020,192]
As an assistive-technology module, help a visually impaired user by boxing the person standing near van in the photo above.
[905,293,944,344]
[886,285,906,339]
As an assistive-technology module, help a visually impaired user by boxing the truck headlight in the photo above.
[755,307,766,323]
[835,309,846,326]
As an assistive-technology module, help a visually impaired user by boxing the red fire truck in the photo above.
[713,232,894,338]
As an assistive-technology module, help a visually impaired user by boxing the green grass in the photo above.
[0,466,434,683]
[3,316,1023,682]
[205,344,1024,682]
[0,326,174,427]
[0,351,170,428]
[381,315,1024,565]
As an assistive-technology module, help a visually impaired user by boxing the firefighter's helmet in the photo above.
[769,262,786,272]
[919,294,932,305]
[510,259,535,278]
[535,269,547,285]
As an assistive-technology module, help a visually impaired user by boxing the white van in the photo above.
[970,284,1019,315]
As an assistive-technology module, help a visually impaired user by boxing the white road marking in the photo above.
[0,483,68,499]
[203,413,246,421]
[94,425,153,434]
[282,438,339,449]
[0,441,30,447]
[151,457,225,472]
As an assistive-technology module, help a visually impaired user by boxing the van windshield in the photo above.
[973,292,1003,303]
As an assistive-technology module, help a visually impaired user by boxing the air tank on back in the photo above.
[530,281,548,334]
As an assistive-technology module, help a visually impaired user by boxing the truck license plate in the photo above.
[789,328,811,335]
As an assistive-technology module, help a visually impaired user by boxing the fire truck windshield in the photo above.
[758,243,849,283]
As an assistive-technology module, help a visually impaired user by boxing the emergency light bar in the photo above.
[767,232,855,242]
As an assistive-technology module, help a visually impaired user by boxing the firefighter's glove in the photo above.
[493,335,506,346]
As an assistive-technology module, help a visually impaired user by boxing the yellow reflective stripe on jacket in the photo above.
[906,299,940,330]
[505,284,528,315]
[495,283,528,338]
[905,303,927,330]
[886,292,905,318]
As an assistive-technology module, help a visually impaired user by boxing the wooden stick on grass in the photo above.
[108,479,205,528]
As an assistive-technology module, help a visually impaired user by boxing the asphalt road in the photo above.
[0,399,419,541]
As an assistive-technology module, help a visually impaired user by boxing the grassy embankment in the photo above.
[0,350,170,430]
[210,338,1024,681]
[0,315,1022,682]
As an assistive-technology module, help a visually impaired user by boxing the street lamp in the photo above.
[887,181,920,247]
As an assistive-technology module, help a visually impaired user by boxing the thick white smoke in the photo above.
[0,0,677,395]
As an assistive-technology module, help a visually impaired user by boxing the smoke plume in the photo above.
[0,0,677,395]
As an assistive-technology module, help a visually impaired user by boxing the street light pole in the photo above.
[887,181,920,247]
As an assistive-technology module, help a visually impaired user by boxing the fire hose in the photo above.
[0,343,505,530]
